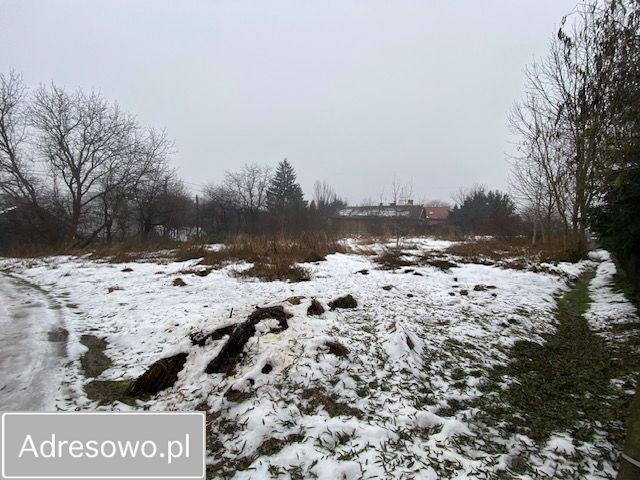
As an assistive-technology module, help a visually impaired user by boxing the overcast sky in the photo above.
[1,0,577,204]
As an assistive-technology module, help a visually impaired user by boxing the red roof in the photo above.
[423,206,449,220]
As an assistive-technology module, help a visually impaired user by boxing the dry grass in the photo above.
[174,243,208,262]
[444,238,586,265]
[236,259,311,283]
[90,240,180,263]
[376,248,416,270]
[197,233,345,282]
[2,239,181,261]
[0,243,70,258]
[201,233,346,266]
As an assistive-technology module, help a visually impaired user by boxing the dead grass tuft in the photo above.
[422,257,458,271]
[202,233,346,267]
[301,388,363,418]
[376,248,416,270]
[90,240,180,263]
[0,243,70,258]
[174,243,208,262]
[201,233,344,282]
[445,238,586,265]
[236,260,310,282]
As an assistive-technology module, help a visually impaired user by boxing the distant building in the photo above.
[422,206,449,225]
[331,201,449,234]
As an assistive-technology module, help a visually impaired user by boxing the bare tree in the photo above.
[132,160,176,238]
[0,71,39,207]
[312,181,334,208]
[223,164,270,232]
[423,200,450,207]
[30,83,138,242]
[201,183,241,236]
[99,128,173,243]
[510,1,614,249]
[389,175,414,247]
[313,180,346,213]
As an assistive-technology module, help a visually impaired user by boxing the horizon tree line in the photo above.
[2,70,527,249]
[0,72,351,247]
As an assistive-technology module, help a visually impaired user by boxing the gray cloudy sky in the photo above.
[1,0,577,204]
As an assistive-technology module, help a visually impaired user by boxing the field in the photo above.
[0,237,638,479]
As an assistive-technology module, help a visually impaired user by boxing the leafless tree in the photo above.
[389,175,414,247]
[99,128,173,243]
[224,164,271,212]
[201,183,241,236]
[312,180,335,208]
[452,185,484,208]
[131,158,177,238]
[30,83,138,242]
[0,70,39,207]
[423,199,450,207]
[509,1,615,249]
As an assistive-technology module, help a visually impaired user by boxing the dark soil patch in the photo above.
[256,434,305,456]
[382,285,393,291]
[80,335,111,378]
[406,335,415,350]
[324,340,349,358]
[121,267,133,272]
[85,380,141,406]
[301,388,363,419]
[612,322,640,332]
[107,286,122,293]
[328,294,357,310]
[473,284,496,291]
[248,305,292,331]
[224,386,253,403]
[190,325,235,346]
[376,249,415,270]
[172,277,187,287]
[356,269,369,275]
[205,320,257,375]
[423,257,458,271]
[206,306,292,375]
[261,363,273,374]
[47,328,68,342]
[208,433,306,477]
[307,298,325,316]
[129,353,189,396]
[181,267,213,277]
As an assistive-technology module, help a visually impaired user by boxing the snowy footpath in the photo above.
[0,273,67,410]
[0,240,637,479]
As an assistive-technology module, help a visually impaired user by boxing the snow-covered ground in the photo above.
[0,238,637,479]
[0,273,67,410]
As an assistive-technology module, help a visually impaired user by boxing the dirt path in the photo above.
[0,272,67,411]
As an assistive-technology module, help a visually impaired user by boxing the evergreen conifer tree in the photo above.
[266,159,306,211]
